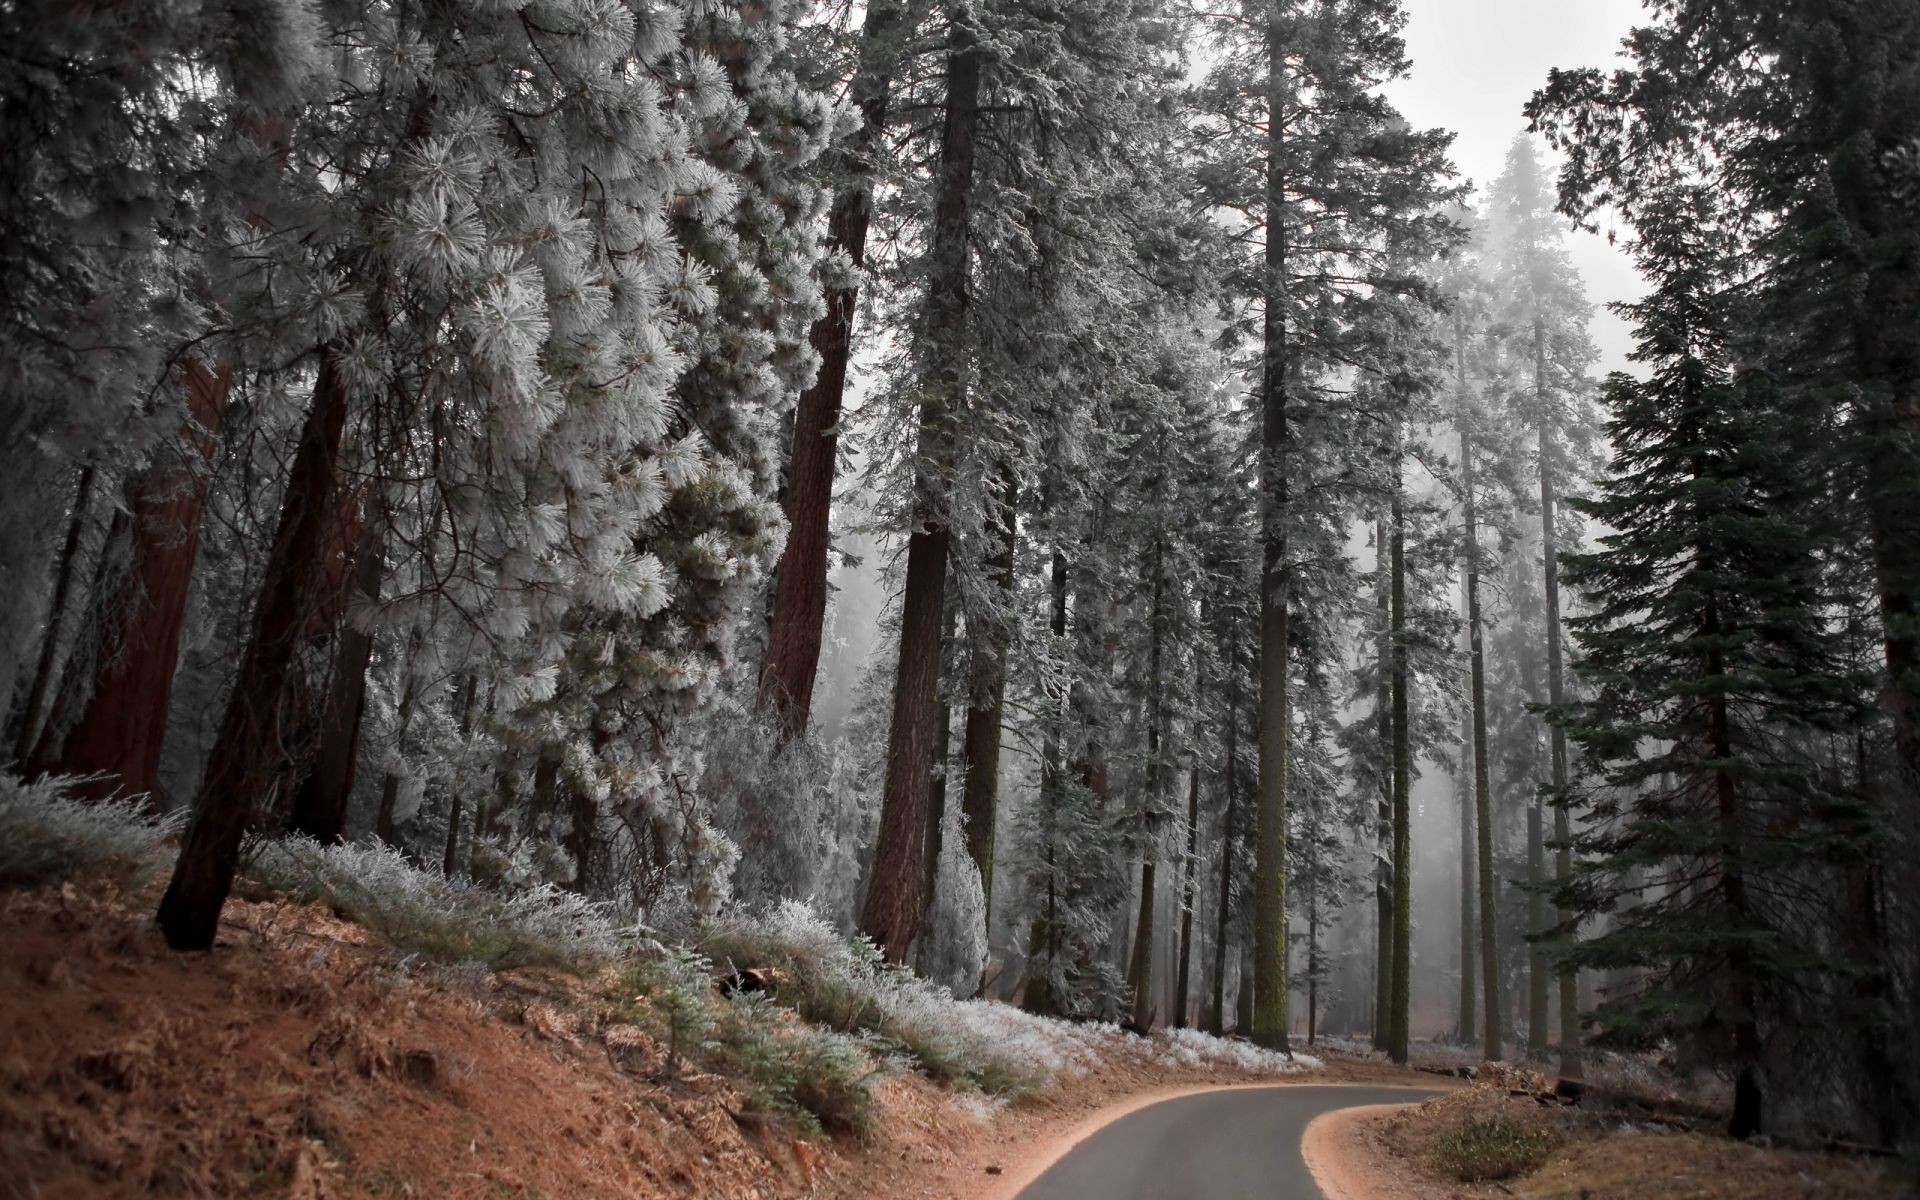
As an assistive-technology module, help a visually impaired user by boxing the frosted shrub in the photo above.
[0,774,180,888]
[1156,1026,1321,1073]
[703,900,1047,1094]
[249,836,621,970]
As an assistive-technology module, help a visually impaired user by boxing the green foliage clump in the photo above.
[1428,1115,1557,1182]
[615,948,886,1138]
[247,837,620,971]
[698,904,1042,1097]
[0,775,179,889]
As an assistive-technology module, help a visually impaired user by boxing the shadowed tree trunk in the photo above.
[960,465,1018,924]
[1372,518,1392,1052]
[1461,398,1502,1061]
[1388,480,1411,1065]
[759,0,909,739]
[860,13,982,962]
[1022,547,1070,1015]
[441,675,480,875]
[1207,670,1240,1036]
[12,466,94,763]
[1173,761,1201,1028]
[1534,323,1580,1075]
[286,509,383,843]
[157,354,350,951]
[1452,318,1477,1046]
[1252,3,1293,1054]
[34,362,229,806]
[1127,557,1167,1032]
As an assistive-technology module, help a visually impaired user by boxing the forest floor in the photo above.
[0,876,1430,1200]
[1308,1068,1913,1200]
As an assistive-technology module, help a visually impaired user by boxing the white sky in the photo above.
[1381,0,1649,375]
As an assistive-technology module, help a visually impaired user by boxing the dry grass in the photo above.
[1513,1133,1906,1200]
[1373,1078,1910,1200]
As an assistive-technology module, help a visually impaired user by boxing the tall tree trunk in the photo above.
[860,14,981,962]
[157,355,349,951]
[1128,559,1167,1032]
[35,362,228,806]
[1173,762,1201,1028]
[1704,598,1763,1137]
[1388,482,1412,1065]
[1022,547,1071,1014]
[960,466,1018,924]
[1373,518,1392,1052]
[1452,321,1477,1046]
[441,675,480,876]
[286,510,383,843]
[1526,802,1549,1057]
[917,610,954,969]
[13,467,94,763]
[1208,668,1240,1037]
[1461,399,1502,1061]
[759,0,909,739]
[1252,5,1293,1054]
[1536,320,1581,1076]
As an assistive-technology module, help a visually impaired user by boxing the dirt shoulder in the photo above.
[1312,1077,1911,1200]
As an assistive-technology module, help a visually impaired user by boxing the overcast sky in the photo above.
[1381,0,1649,374]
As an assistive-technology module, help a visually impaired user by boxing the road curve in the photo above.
[1012,1085,1439,1200]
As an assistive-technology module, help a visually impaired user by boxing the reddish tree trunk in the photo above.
[759,0,908,738]
[34,361,229,806]
[158,355,350,950]
[859,19,982,962]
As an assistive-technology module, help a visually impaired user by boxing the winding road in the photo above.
[1012,1085,1439,1200]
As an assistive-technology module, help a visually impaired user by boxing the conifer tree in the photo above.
[1555,175,1862,1138]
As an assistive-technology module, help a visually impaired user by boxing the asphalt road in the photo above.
[1013,1085,1439,1200]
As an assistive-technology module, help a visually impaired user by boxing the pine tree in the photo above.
[1555,176,1862,1137]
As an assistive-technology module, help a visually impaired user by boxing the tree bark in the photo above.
[1452,319,1477,1046]
[13,466,94,764]
[441,675,480,876]
[960,465,1018,924]
[1173,762,1201,1028]
[1022,547,1070,1014]
[1128,558,1167,1032]
[157,354,349,951]
[759,0,909,739]
[286,510,383,843]
[1536,320,1581,1076]
[1461,400,1502,1061]
[1252,3,1293,1054]
[1207,664,1240,1037]
[1373,518,1392,1052]
[860,13,981,962]
[35,362,228,807]
[1388,482,1411,1065]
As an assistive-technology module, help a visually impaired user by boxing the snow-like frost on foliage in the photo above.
[250,836,623,969]
[713,901,1314,1088]
[0,774,181,887]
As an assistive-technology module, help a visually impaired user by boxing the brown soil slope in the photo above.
[1,883,1395,1200]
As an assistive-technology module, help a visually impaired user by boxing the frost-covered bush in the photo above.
[248,836,621,970]
[709,992,886,1138]
[699,899,1319,1097]
[695,701,834,908]
[703,900,1048,1094]
[0,774,179,888]
[1155,1026,1321,1073]
[918,802,989,996]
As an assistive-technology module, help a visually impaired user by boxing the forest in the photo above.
[2,0,1917,1173]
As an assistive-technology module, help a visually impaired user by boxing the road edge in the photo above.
[1300,1100,1431,1200]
